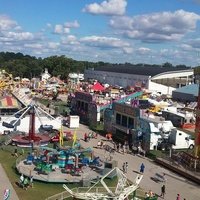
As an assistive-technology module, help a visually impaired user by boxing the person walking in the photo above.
[125,162,128,173]
[140,163,145,173]
[122,162,126,173]
[161,184,166,198]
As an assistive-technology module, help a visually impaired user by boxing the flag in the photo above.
[72,130,77,147]
[59,125,64,146]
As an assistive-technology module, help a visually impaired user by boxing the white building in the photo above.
[68,73,84,83]
[84,66,194,95]
[41,68,51,82]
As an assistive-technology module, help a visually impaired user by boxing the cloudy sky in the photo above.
[1,0,200,66]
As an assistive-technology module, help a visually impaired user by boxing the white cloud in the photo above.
[179,44,193,51]
[54,24,63,34]
[137,47,151,55]
[80,35,130,49]
[0,31,34,42]
[14,26,22,31]
[48,42,59,49]
[24,43,43,49]
[63,27,70,34]
[110,9,200,43]
[0,15,17,31]
[83,0,127,16]
[54,21,78,34]
[61,35,79,45]
[122,47,133,54]
[64,20,80,28]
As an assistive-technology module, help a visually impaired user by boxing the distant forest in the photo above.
[0,51,191,80]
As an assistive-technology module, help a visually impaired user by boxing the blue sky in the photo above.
[0,0,200,67]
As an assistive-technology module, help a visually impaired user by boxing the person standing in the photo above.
[116,143,119,152]
[23,177,29,190]
[140,163,145,173]
[29,175,33,188]
[19,174,24,187]
[161,184,166,198]
[84,133,87,142]
[14,147,18,157]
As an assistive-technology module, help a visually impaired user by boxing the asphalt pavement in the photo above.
[0,164,19,200]
[71,123,200,200]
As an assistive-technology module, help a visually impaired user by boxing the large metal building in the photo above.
[84,65,194,95]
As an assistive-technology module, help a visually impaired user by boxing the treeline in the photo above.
[0,52,97,80]
[0,52,191,80]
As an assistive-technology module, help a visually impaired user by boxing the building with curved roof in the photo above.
[84,65,194,95]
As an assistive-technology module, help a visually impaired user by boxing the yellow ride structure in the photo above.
[0,69,14,95]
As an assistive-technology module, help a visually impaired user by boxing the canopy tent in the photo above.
[91,82,105,92]
[0,96,20,108]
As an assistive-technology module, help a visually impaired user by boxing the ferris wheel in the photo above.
[63,167,143,200]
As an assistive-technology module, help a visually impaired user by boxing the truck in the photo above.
[168,128,195,150]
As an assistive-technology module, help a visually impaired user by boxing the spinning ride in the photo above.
[3,102,59,147]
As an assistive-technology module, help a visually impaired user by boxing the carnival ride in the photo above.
[27,146,96,176]
[63,167,143,200]
[0,69,14,94]
[16,141,104,183]
[1,102,62,147]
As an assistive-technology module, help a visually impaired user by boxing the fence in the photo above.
[155,150,200,184]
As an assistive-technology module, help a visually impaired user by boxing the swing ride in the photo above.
[1,102,62,147]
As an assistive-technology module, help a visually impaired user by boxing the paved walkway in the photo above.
[71,124,200,200]
[0,164,19,200]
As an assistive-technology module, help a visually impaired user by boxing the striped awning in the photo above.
[0,96,20,108]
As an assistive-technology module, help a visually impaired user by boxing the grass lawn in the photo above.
[0,145,69,200]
